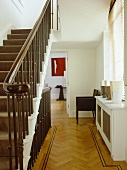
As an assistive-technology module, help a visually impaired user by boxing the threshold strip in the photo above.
[89,126,122,170]
[32,126,57,170]
[41,126,57,170]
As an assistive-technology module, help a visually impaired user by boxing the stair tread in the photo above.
[0,53,18,54]
[0,61,13,63]
[8,33,29,35]
[11,29,31,34]
[0,45,22,47]
[0,157,15,170]
[0,71,8,72]
[0,96,7,98]
[4,39,26,41]
[0,112,13,117]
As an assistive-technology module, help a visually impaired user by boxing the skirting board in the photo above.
[51,94,66,100]
[69,110,93,118]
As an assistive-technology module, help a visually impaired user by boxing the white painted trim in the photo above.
[69,110,93,118]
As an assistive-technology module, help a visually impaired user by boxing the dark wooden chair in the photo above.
[76,89,99,124]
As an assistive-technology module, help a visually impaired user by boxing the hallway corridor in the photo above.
[45,100,127,170]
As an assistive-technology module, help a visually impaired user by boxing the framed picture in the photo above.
[51,58,66,76]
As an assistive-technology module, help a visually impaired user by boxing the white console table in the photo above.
[95,96,127,161]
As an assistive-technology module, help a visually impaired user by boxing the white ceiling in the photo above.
[52,0,111,49]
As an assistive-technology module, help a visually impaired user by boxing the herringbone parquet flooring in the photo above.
[45,100,127,170]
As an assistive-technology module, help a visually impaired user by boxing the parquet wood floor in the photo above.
[45,100,127,170]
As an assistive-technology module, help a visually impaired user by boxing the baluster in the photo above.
[40,22,43,72]
[38,111,41,148]
[51,0,53,29]
[37,26,41,83]
[41,21,44,63]
[16,94,23,170]
[21,62,24,84]
[36,32,40,83]
[24,56,27,83]
[57,0,58,30]
[36,115,40,153]
[25,93,29,135]
[45,92,48,134]
[39,103,43,145]
[7,94,13,170]
[30,44,34,115]
[43,15,46,54]
[22,95,25,139]
[48,0,51,36]
[32,40,36,97]
[27,50,30,84]
[12,94,19,169]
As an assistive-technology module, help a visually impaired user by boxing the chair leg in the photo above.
[92,111,96,124]
[76,109,78,124]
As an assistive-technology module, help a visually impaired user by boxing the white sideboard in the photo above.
[95,96,127,161]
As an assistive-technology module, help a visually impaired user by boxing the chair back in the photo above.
[93,89,99,97]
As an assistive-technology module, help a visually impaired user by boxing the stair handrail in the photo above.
[3,0,51,93]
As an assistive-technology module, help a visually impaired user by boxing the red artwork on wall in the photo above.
[51,58,66,76]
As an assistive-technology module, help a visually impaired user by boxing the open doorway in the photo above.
[45,51,68,113]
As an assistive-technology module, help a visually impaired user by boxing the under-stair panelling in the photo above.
[0,29,31,170]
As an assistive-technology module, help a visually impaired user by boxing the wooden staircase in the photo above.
[0,29,31,170]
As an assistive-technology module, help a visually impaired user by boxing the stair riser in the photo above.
[0,84,6,96]
[0,72,24,82]
[0,72,8,82]
[11,29,31,34]
[0,157,15,170]
[0,116,18,131]
[0,54,17,61]
[0,46,21,53]
[0,97,29,112]
[0,62,13,71]
[7,34,28,40]
[3,40,25,46]
[0,71,34,82]
[0,139,15,156]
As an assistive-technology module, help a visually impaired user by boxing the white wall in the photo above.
[67,49,96,117]
[0,0,24,44]
[95,38,104,91]
[23,0,46,28]
[45,52,67,99]
[0,0,47,44]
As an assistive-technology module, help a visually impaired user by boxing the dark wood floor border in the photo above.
[89,126,122,170]
[41,126,57,170]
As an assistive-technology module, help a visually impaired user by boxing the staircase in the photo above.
[0,1,52,169]
[0,29,31,170]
